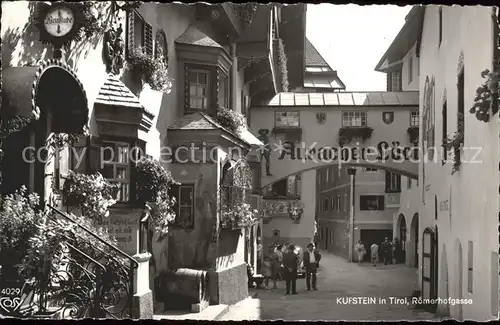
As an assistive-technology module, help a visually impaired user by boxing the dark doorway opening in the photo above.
[360,229,393,262]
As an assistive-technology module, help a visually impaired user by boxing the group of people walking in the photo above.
[261,243,322,295]
[354,237,398,266]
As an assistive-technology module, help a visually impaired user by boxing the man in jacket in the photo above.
[381,237,392,265]
[282,244,298,295]
[303,243,321,290]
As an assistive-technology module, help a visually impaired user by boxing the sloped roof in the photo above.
[305,38,329,67]
[94,75,143,109]
[374,6,425,72]
[168,112,262,146]
[175,25,222,48]
[265,91,419,107]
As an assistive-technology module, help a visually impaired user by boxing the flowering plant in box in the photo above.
[63,171,117,221]
[216,107,247,134]
[221,202,258,229]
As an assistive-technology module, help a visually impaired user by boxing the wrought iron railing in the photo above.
[6,206,139,319]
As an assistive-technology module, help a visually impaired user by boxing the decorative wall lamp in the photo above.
[288,201,304,224]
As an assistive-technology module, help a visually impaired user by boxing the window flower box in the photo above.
[338,126,373,145]
[407,126,419,144]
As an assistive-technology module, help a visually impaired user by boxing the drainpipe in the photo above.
[347,168,357,262]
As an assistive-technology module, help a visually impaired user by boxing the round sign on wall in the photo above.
[44,5,75,37]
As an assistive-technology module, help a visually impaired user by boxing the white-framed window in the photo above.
[170,184,195,229]
[100,141,131,203]
[410,110,419,126]
[326,168,330,183]
[407,177,412,189]
[336,195,341,212]
[323,197,329,212]
[331,197,335,211]
[385,172,401,193]
[275,111,300,127]
[342,111,367,127]
[188,69,210,110]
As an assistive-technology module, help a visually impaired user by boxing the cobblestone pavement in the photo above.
[219,252,442,321]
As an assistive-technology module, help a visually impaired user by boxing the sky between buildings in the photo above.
[306,4,412,92]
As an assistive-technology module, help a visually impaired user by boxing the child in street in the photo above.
[262,256,273,289]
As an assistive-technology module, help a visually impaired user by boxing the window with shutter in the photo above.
[144,22,153,57]
[127,10,150,57]
[155,29,168,65]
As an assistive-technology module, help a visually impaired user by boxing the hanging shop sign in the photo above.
[32,2,95,48]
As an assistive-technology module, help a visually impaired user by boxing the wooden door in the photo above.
[422,228,437,311]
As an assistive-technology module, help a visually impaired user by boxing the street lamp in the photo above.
[347,168,357,263]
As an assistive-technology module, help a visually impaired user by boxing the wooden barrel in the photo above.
[162,268,208,310]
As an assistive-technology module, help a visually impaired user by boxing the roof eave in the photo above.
[374,6,424,72]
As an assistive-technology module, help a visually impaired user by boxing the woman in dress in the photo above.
[265,245,279,289]
[355,240,366,265]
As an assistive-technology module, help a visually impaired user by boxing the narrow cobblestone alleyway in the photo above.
[219,252,443,321]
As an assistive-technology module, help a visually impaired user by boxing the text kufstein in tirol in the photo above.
[336,297,473,306]
[277,141,418,163]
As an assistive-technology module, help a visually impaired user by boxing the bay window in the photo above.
[188,69,210,110]
[218,73,230,109]
[100,141,132,203]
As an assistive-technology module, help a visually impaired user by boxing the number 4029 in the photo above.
[1,288,21,296]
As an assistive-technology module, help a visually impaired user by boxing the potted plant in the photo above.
[469,69,500,122]
[128,47,172,93]
[0,187,41,280]
[135,157,179,237]
[216,107,247,135]
[338,126,374,146]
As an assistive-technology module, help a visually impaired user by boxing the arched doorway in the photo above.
[455,239,463,320]
[422,227,438,312]
[410,213,419,267]
[397,214,407,264]
[1,61,89,198]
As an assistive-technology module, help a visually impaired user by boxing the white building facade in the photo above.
[385,6,500,320]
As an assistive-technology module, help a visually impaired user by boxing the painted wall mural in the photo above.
[422,76,435,203]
